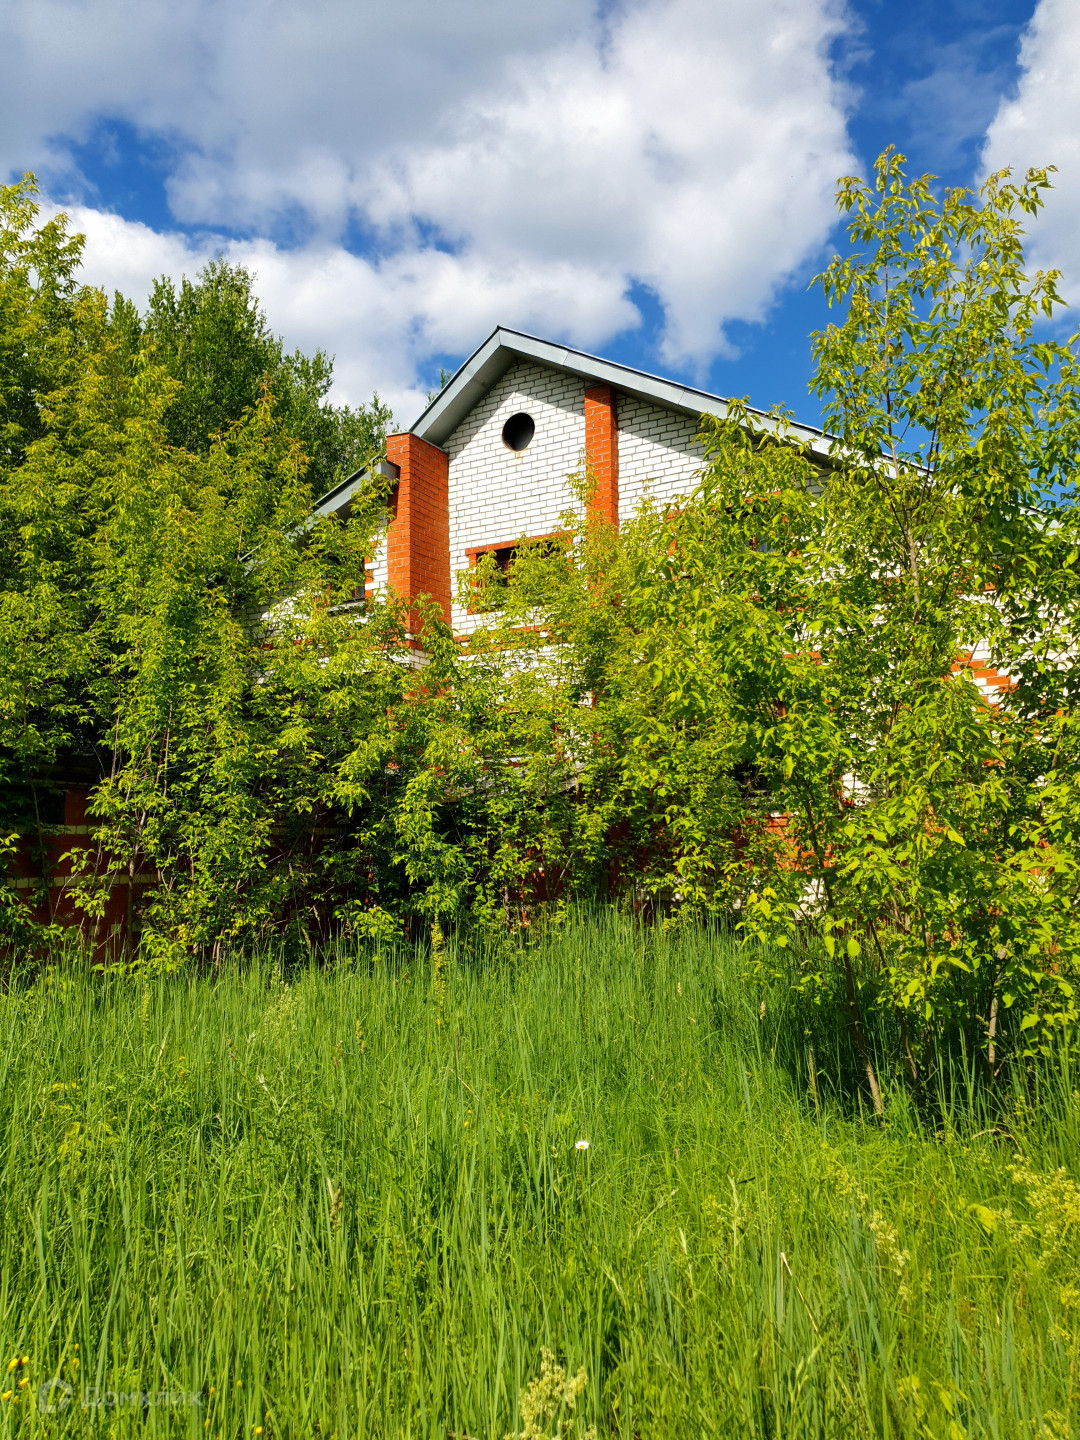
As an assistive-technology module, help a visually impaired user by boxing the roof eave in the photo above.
[312,458,400,520]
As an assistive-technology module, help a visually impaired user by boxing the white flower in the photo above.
[575,1139,590,1151]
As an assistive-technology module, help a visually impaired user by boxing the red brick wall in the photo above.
[584,384,619,528]
[8,788,152,955]
[385,432,451,636]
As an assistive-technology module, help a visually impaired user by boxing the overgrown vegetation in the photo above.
[2,151,1080,1436]
[1,917,1077,1437]
[3,152,1080,1095]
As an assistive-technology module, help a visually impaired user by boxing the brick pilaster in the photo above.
[384,432,451,637]
[584,383,619,528]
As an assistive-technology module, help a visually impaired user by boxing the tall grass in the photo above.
[0,915,1076,1437]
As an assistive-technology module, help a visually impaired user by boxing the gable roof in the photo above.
[313,325,833,519]
[411,325,832,456]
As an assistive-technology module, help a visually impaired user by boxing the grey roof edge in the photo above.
[408,325,834,458]
[313,458,400,520]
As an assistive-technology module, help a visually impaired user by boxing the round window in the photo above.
[501,412,535,452]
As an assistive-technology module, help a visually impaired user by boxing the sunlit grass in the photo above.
[0,915,1076,1437]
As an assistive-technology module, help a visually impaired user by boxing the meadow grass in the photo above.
[0,914,1077,1438]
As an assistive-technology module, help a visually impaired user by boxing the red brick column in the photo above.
[584,384,619,528]
[385,433,451,637]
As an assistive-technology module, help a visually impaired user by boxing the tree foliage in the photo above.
[0,177,400,952]
[472,152,1080,1090]
[144,257,394,495]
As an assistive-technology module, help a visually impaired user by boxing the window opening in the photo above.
[501,412,535,451]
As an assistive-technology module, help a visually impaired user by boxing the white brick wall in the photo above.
[617,395,706,516]
[446,360,588,633]
[358,358,711,633]
[368,525,389,598]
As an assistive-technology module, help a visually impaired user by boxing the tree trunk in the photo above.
[986,985,1000,1082]
[896,1007,919,1090]
[843,954,884,1118]
[29,779,55,923]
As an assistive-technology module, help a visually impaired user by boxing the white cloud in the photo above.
[372,0,855,368]
[59,206,642,422]
[982,0,1080,302]
[7,0,858,409]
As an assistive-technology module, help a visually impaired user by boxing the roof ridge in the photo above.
[408,325,833,456]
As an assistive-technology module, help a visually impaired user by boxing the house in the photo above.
[312,326,833,639]
[311,327,1014,710]
[17,328,809,953]
[8,329,1013,954]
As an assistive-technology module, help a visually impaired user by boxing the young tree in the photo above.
[635,152,1080,1098]
[0,183,394,956]
[0,175,102,859]
[0,175,88,469]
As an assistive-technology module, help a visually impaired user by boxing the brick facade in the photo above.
[375,358,712,636]
[584,383,619,527]
[385,431,451,636]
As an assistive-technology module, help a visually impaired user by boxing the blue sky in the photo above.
[717,0,1035,425]
[2,0,1075,428]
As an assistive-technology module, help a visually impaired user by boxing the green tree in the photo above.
[626,153,1080,1097]
[0,182,389,954]
[144,258,280,454]
[0,174,102,862]
[0,174,86,470]
[470,152,1080,1100]
[145,258,393,494]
